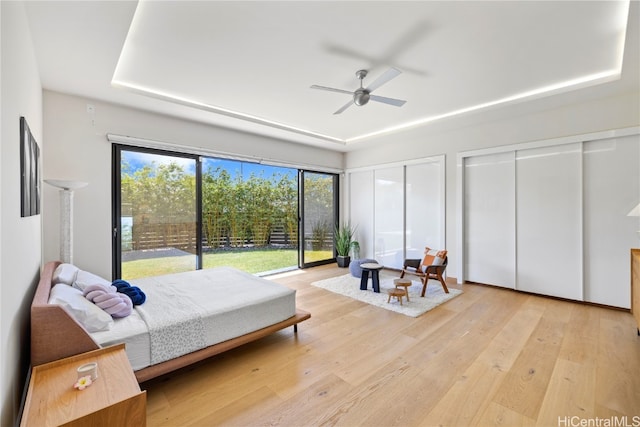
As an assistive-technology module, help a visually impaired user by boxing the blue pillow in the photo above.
[112,279,146,305]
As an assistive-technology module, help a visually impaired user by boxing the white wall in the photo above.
[345,91,640,277]
[43,89,640,282]
[42,91,344,279]
[1,2,43,425]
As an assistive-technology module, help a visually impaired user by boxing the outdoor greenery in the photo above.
[121,160,303,249]
[303,172,336,252]
[120,155,336,276]
[121,161,196,227]
[311,219,331,251]
[121,248,332,279]
[201,166,299,248]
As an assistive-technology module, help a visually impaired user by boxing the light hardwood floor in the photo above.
[143,264,640,426]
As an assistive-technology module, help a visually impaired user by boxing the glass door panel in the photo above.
[117,148,198,279]
[200,158,298,274]
[301,171,337,267]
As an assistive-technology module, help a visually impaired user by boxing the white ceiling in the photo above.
[25,1,639,152]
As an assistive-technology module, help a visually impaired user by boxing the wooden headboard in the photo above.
[31,261,100,366]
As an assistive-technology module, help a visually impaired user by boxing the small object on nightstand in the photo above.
[77,362,98,381]
[74,376,93,391]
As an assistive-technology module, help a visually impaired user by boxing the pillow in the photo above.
[52,263,79,286]
[112,279,146,305]
[48,284,114,332]
[84,284,132,318]
[420,247,447,269]
[73,270,111,292]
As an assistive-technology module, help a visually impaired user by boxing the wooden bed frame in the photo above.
[31,261,311,383]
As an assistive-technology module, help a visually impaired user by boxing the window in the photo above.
[113,145,338,279]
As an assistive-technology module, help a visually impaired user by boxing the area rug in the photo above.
[311,272,462,317]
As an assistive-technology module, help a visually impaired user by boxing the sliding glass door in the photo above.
[200,158,299,274]
[300,171,338,267]
[114,146,339,278]
[113,146,199,279]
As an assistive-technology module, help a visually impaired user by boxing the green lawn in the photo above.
[122,248,333,279]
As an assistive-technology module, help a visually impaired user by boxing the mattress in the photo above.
[89,267,296,371]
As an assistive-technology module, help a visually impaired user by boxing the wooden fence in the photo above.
[130,223,298,251]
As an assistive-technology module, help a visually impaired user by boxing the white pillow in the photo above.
[48,284,113,332]
[52,263,79,286]
[74,270,111,292]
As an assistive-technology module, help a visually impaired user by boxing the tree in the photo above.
[202,167,231,247]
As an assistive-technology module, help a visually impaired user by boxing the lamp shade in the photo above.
[44,179,88,190]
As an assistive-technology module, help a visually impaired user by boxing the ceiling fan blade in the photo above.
[369,94,406,107]
[334,100,353,115]
[365,67,402,93]
[310,85,354,95]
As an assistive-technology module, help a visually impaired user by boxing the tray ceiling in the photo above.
[26,1,637,151]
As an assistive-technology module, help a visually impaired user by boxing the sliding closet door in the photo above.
[349,170,374,259]
[406,160,444,260]
[583,135,640,308]
[516,143,582,300]
[374,167,404,268]
[464,152,516,288]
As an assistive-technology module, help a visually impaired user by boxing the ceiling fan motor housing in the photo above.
[354,89,370,106]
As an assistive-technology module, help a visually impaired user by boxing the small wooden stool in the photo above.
[393,278,412,302]
[387,288,406,305]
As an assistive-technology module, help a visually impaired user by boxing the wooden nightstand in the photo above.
[20,344,146,427]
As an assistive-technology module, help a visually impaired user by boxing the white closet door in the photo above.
[374,167,404,268]
[583,135,640,308]
[406,160,444,260]
[464,152,516,288]
[348,170,374,259]
[516,143,582,300]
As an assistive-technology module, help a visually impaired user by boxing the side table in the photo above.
[360,263,384,293]
[394,278,412,302]
[20,344,146,427]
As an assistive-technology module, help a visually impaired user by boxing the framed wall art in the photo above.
[20,116,41,217]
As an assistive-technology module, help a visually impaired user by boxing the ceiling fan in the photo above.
[311,67,407,115]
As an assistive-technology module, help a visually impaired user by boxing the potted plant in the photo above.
[335,223,357,268]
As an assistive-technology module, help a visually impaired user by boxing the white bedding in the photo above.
[89,267,296,371]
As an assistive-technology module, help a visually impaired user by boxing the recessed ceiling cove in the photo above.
[112,1,630,145]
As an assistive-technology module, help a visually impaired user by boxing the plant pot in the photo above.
[336,255,351,268]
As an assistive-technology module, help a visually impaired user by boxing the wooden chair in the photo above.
[399,256,449,296]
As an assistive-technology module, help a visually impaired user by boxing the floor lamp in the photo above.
[629,203,640,238]
[45,179,88,264]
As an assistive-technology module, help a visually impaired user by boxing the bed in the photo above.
[31,261,310,383]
